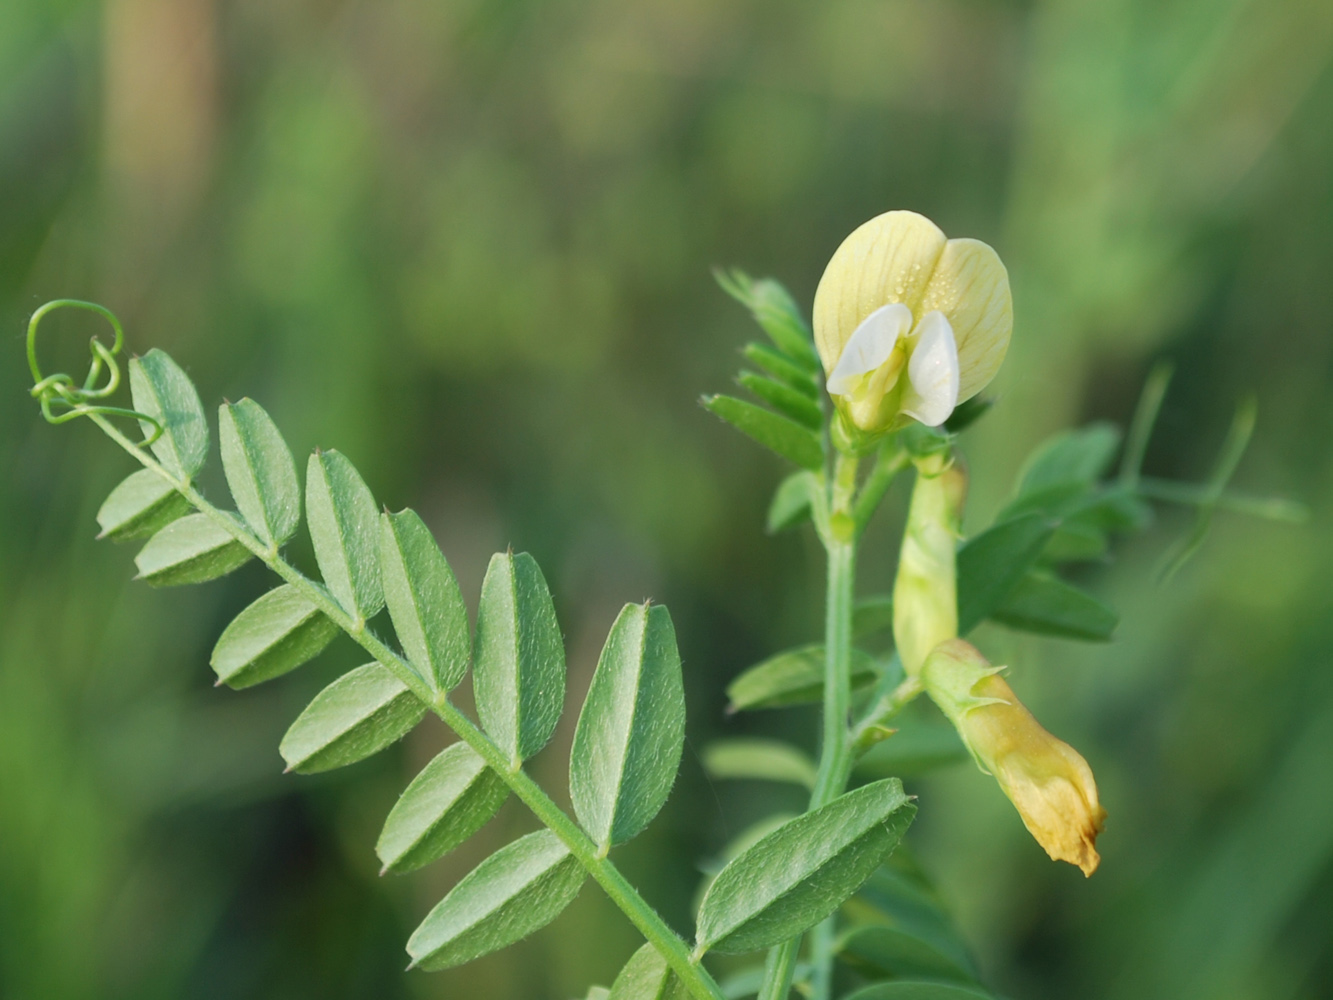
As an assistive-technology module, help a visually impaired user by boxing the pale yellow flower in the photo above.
[922,639,1106,876]
[812,211,1012,433]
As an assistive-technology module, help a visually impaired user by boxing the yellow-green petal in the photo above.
[918,238,1012,402]
[812,211,947,373]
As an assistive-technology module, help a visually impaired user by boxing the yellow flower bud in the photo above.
[893,453,964,677]
[812,211,1012,434]
[922,639,1107,876]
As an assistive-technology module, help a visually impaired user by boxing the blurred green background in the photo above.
[2,1,1331,998]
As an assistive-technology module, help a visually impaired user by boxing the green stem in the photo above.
[1134,476,1308,523]
[757,453,859,1000]
[84,411,726,1000]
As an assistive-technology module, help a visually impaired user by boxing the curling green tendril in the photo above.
[27,299,163,444]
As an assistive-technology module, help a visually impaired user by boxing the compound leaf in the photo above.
[219,399,300,548]
[379,509,470,692]
[406,830,584,971]
[726,645,877,712]
[135,513,252,586]
[607,943,688,1000]
[474,551,565,763]
[376,742,508,874]
[96,468,190,541]
[210,583,339,689]
[570,603,685,848]
[279,662,426,774]
[306,449,383,622]
[695,779,915,954]
[129,349,209,481]
[702,395,823,470]
[990,570,1117,641]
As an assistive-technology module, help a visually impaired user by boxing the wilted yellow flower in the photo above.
[922,639,1106,876]
[812,211,1012,433]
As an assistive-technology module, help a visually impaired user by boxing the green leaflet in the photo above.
[767,471,817,534]
[701,738,817,789]
[726,645,877,712]
[702,395,823,470]
[607,943,688,1000]
[219,399,300,549]
[279,662,426,774]
[210,584,339,689]
[96,468,191,541]
[848,861,977,981]
[955,513,1053,633]
[406,829,585,971]
[837,925,978,986]
[742,343,820,399]
[736,372,823,431]
[841,983,993,1000]
[379,510,470,692]
[990,569,1117,641]
[715,270,822,373]
[376,742,509,874]
[473,551,565,763]
[129,349,209,481]
[855,703,969,778]
[1017,422,1122,495]
[695,779,915,954]
[570,603,685,848]
[306,449,384,623]
[134,513,252,586]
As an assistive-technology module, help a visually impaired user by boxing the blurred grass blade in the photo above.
[379,510,470,692]
[219,399,300,548]
[570,603,685,847]
[990,570,1117,641]
[406,830,584,971]
[736,372,823,431]
[129,349,209,481]
[701,738,817,789]
[608,943,688,1000]
[279,663,426,774]
[955,513,1053,633]
[134,512,252,586]
[306,449,384,622]
[767,471,818,534]
[473,551,565,763]
[694,778,915,954]
[210,583,339,688]
[376,743,509,875]
[96,468,190,541]
[726,645,877,712]
[1159,396,1257,581]
[1119,361,1175,486]
[703,395,823,470]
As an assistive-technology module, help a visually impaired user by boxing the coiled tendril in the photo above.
[28,299,163,444]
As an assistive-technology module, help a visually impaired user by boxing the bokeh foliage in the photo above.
[2,1,1331,998]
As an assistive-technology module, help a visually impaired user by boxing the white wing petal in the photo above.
[826,303,912,395]
[901,311,960,426]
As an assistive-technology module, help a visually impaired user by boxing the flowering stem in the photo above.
[758,450,864,1000]
[81,412,726,1000]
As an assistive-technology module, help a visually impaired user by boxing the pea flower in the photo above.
[922,639,1106,876]
[812,211,1012,433]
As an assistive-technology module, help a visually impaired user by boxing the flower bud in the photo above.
[922,639,1106,876]
[893,453,965,677]
[812,211,1012,435]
